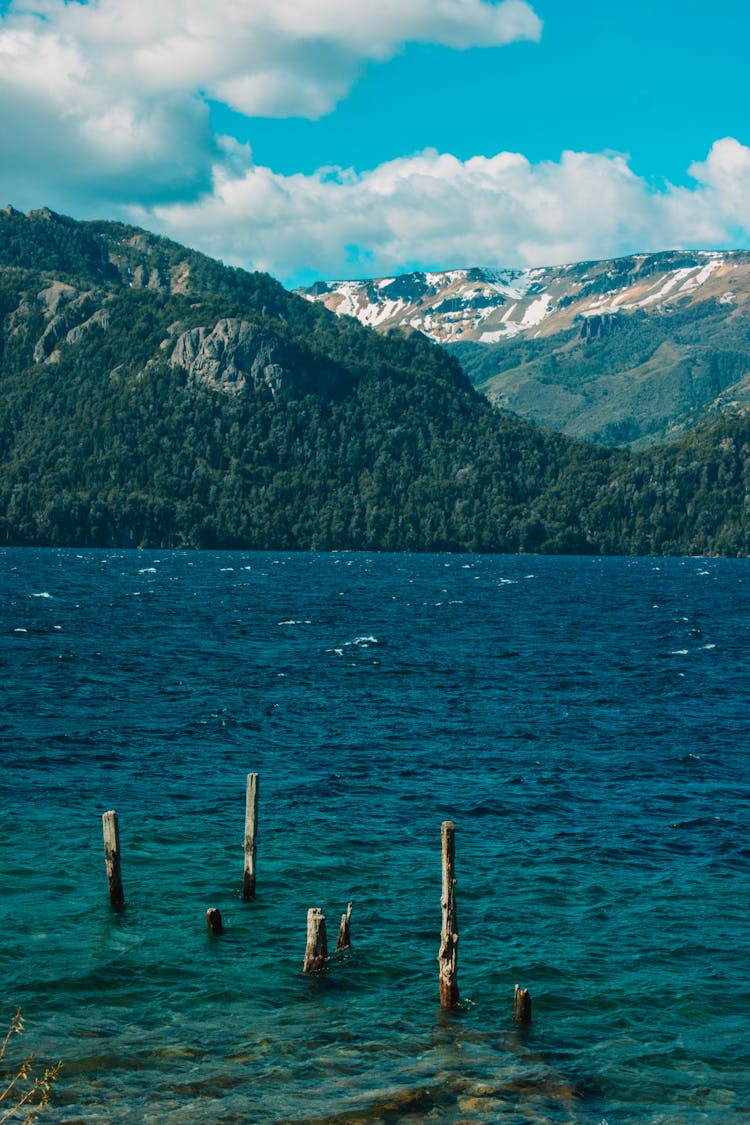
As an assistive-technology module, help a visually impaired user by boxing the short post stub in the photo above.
[303,907,328,973]
[514,984,532,1024]
[438,820,459,1009]
[242,772,259,901]
[206,907,224,936]
[336,901,353,952]
[102,810,125,908]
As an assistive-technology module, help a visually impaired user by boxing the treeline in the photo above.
[0,208,748,556]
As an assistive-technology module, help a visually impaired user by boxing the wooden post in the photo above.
[438,820,459,1008]
[336,902,353,952]
[303,907,328,972]
[242,772,259,901]
[206,907,224,935]
[102,810,124,908]
[514,984,532,1024]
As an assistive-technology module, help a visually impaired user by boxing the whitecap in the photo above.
[278,619,312,626]
[32,591,52,598]
[701,643,717,650]
[138,568,157,574]
[13,627,27,633]
[670,649,689,655]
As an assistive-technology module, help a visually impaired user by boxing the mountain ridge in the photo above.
[0,206,748,556]
[299,251,750,448]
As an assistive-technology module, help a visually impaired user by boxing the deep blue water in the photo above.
[1,549,749,1124]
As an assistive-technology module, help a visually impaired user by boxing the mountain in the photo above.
[0,206,748,556]
[299,252,750,448]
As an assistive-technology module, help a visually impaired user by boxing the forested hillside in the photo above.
[0,207,748,555]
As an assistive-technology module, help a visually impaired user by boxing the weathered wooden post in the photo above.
[336,901,353,952]
[102,810,124,908]
[206,907,224,935]
[438,820,459,1008]
[242,772,259,901]
[303,907,328,972]
[514,984,532,1024]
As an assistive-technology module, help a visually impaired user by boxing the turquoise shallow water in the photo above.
[1,549,749,1123]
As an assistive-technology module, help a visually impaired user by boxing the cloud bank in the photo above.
[0,0,541,208]
[3,1,750,284]
[137,138,750,285]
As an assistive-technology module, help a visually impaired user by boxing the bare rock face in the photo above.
[169,319,292,396]
[32,289,103,363]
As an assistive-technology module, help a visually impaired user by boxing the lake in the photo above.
[1,549,749,1123]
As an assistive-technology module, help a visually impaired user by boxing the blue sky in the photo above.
[226,1,748,190]
[1,0,749,285]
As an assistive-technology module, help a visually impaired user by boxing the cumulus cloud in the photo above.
[131,140,750,285]
[0,0,541,210]
[3,1,750,287]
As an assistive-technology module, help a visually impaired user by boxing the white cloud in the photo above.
[3,1,750,288]
[131,140,750,286]
[0,0,541,211]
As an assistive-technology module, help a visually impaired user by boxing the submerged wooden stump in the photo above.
[336,902,353,952]
[206,907,224,935]
[242,772,259,901]
[303,907,328,972]
[514,984,532,1024]
[102,810,125,908]
[438,820,459,1008]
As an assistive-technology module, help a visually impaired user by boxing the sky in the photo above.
[2,0,750,287]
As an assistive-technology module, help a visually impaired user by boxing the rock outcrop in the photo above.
[169,319,292,396]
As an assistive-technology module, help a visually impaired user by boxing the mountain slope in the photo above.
[299,253,750,448]
[0,206,748,556]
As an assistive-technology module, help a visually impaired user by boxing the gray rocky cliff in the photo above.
[169,319,292,396]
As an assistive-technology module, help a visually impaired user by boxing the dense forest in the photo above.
[0,207,748,555]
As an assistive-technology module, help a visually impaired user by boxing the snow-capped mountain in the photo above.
[299,251,748,345]
[299,251,750,447]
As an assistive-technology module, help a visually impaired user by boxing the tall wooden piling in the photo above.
[102,810,124,908]
[336,901,353,952]
[303,907,328,972]
[242,772,259,901]
[438,820,459,1008]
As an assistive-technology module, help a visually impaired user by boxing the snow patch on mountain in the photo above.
[299,251,749,346]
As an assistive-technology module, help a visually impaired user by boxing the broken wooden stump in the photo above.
[336,902,353,952]
[303,907,328,972]
[514,984,532,1024]
[206,907,224,935]
[438,820,459,1008]
[242,772,259,901]
[102,810,125,908]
